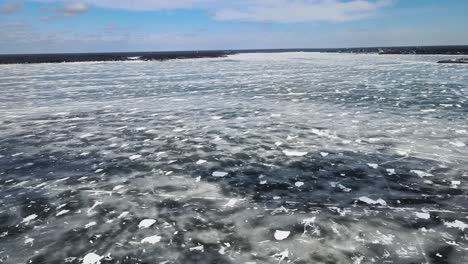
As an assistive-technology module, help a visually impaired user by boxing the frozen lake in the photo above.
[0,52,467,264]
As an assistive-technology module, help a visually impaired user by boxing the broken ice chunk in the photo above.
[118,212,129,219]
[410,170,433,178]
[113,185,124,191]
[79,133,94,139]
[24,237,34,246]
[224,199,238,208]
[196,159,207,165]
[129,154,142,161]
[56,210,70,216]
[85,222,97,229]
[415,212,430,219]
[22,214,38,224]
[282,150,308,157]
[189,245,204,252]
[212,171,228,177]
[141,235,162,244]
[367,163,379,169]
[274,230,290,241]
[82,253,102,264]
[138,219,156,229]
[449,141,466,147]
[357,197,387,206]
[295,181,304,187]
[444,220,468,231]
[272,249,289,262]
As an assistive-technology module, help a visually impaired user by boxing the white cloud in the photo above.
[57,2,88,15]
[39,2,89,21]
[34,0,215,11]
[213,0,394,22]
[32,0,393,23]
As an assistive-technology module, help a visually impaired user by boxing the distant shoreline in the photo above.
[1,46,468,65]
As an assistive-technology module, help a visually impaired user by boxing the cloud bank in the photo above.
[0,1,23,14]
[56,2,88,16]
[213,0,394,22]
[33,0,394,22]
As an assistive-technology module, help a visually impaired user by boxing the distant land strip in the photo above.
[1,46,468,65]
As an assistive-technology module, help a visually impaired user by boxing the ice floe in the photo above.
[410,170,433,178]
[138,219,156,229]
[274,230,291,241]
[196,159,207,165]
[282,150,308,157]
[82,253,102,264]
[294,181,304,187]
[357,197,387,206]
[129,154,142,161]
[212,171,228,177]
[141,235,162,244]
[444,220,468,231]
[415,212,430,219]
[22,214,38,224]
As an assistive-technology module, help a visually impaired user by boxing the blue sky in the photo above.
[0,0,467,54]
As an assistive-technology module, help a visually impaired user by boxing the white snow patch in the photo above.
[367,163,379,169]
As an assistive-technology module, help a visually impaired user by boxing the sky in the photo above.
[0,0,467,54]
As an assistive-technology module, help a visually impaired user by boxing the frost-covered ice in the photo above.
[1,52,468,263]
